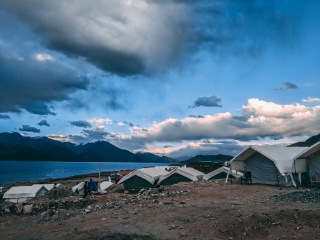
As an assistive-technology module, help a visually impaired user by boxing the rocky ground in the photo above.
[1,176,320,240]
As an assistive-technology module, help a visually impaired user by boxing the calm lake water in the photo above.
[0,161,168,184]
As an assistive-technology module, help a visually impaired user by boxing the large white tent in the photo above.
[3,185,47,203]
[227,146,308,186]
[118,167,170,189]
[157,167,204,186]
[294,142,320,184]
[203,167,243,181]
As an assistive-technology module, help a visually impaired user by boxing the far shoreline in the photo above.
[1,170,121,188]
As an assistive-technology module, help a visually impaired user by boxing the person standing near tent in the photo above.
[83,181,89,198]
[53,183,57,200]
[89,178,95,194]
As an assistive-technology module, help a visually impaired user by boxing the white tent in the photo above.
[32,183,62,191]
[203,167,243,181]
[99,181,114,191]
[227,146,308,186]
[294,142,320,183]
[157,167,204,186]
[3,185,47,203]
[118,167,170,189]
[71,182,85,192]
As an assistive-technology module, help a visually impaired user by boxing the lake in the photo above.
[0,161,168,185]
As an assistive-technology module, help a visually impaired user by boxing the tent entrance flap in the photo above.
[231,161,245,171]
[246,153,286,185]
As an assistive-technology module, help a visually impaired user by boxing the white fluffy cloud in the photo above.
[302,97,320,103]
[123,98,320,145]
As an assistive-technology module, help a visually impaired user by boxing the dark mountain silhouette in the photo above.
[180,154,233,164]
[289,133,320,147]
[0,132,175,163]
[0,143,47,160]
[135,152,177,163]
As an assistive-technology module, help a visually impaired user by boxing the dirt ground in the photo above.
[1,177,320,240]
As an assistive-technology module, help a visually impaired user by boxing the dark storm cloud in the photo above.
[274,82,299,91]
[70,120,92,128]
[188,115,205,118]
[19,125,40,133]
[189,0,298,57]
[0,114,10,119]
[191,95,222,108]
[0,1,298,77]
[163,145,173,148]
[0,0,190,76]
[0,46,89,115]
[38,120,50,127]
[82,129,110,141]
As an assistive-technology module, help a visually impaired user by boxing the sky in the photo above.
[0,0,320,159]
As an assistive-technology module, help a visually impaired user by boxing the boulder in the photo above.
[16,205,24,214]
[23,204,34,214]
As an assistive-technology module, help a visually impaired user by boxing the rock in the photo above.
[16,205,23,214]
[169,225,178,230]
[41,211,48,218]
[163,201,174,205]
[180,233,187,237]
[139,189,146,194]
[23,205,34,214]
[84,209,91,213]
[4,208,11,213]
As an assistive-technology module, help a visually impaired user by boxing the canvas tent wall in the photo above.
[203,167,243,181]
[157,167,204,186]
[118,167,169,189]
[294,142,320,182]
[3,185,47,203]
[228,146,307,186]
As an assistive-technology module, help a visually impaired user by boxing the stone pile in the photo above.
[272,188,320,203]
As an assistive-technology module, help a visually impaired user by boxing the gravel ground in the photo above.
[1,178,320,240]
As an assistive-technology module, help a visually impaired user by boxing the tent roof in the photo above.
[32,184,61,191]
[294,141,320,159]
[100,181,114,190]
[3,185,47,199]
[203,167,243,180]
[71,182,85,192]
[118,167,169,185]
[158,167,204,184]
[231,145,308,174]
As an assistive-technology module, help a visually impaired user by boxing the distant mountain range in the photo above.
[2,132,318,163]
[0,132,175,163]
[289,133,320,147]
[180,154,233,164]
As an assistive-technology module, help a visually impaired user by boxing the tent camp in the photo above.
[71,182,85,192]
[203,167,243,181]
[294,142,320,185]
[32,184,62,191]
[3,185,47,203]
[157,167,204,186]
[227,146,308,186]
[118,167,170,189]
